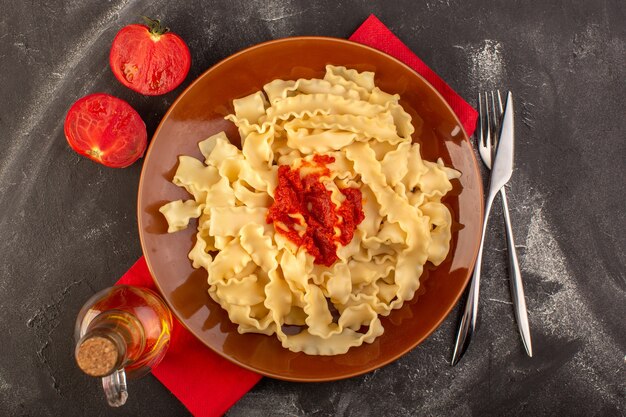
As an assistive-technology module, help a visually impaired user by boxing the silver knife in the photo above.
[451,91,516,366]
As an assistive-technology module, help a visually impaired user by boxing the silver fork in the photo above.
[478,91,532,358]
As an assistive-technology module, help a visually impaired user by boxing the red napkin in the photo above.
[350,14,478,135]
[115,14,478,417]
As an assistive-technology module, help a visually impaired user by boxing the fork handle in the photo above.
[500,187,533,357]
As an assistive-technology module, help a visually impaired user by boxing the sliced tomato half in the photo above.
[110,18,191,96]
[64,93,147,168]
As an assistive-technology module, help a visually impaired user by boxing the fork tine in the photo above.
[478,92,485,144]
[477,92,492,168]
[490,90,506,160]
[484,91,492,155]
[489,91,499,159]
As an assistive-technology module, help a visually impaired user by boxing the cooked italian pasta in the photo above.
[159,65,460,355]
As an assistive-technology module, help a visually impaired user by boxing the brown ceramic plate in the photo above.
[138,37,483,381]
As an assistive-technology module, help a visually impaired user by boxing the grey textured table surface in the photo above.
[1,0,624,416]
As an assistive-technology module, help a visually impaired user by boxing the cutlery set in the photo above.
[451,91,532,365]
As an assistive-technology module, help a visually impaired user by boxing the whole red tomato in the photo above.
[64,93,147,168]
[109,17,191,96]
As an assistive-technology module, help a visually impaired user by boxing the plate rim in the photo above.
[137,36,484,382]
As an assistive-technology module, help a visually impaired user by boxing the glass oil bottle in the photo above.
[74,285,173,406]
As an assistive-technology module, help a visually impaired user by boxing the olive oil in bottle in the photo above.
[74,285,173,406]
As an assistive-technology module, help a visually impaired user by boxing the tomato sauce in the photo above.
[267,155,365,267]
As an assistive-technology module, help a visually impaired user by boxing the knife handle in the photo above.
[450,245,481,366]
[500,187,533,357]
[451,194,496,366]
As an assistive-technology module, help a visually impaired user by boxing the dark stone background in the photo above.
[0,0,624,416]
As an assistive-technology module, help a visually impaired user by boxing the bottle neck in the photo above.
[75,310,145,377]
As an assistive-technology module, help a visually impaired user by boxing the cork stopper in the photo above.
[76,336,120,377]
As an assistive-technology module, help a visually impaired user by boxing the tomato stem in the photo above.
[141,16,170,37]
